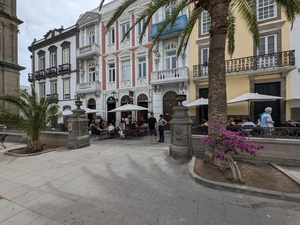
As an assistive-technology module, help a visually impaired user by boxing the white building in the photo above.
[289,16,300,120]
[28,25,78,125]
[150,4,190,127]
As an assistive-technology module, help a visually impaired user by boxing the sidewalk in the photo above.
[0,133,299,225]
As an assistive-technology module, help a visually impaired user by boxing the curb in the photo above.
[188,156,300,202]
[4,146,67,157]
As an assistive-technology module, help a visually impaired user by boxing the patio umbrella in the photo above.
[185,97,208,107]
[227,92,285,117]
[285,95,300,100]
[185,97,208,118]
[62,109,73,116]
[108,104,149,112]
[82,108,106,114]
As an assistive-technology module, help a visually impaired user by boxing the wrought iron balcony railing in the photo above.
[59,63,71,72]
[46,67,58,76]
[192,125,300,140]
[46,94,59,104]
[151,15,187,38]
[35,70,46,80]
[193,50,295,78]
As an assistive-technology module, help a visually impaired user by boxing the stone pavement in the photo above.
[0,133,299,225]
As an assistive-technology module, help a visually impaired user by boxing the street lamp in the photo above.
[111,91,119,102]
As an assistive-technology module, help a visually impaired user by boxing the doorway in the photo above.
[198,88,209,123]
[163,91,177,130]
[254,82,281,126]
[137,94,148,125]
[107,96,116,126]
[87,98,96,125]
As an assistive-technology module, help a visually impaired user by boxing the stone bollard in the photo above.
[67,99,90,149]
[169,94,193,161]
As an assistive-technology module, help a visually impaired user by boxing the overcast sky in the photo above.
[17,0,104,86]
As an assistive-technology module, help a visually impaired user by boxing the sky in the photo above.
[17,0,103,86]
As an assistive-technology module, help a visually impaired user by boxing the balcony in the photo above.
[75,80,101,97]
[151,15,187,39]
[46,67,58,77]
[35,70,46,80]
[193,50,296,80]
[77,43,101,59]
[46,94,59,104]
[151,67,189,86]
[28,73,33,83]
[59,63,71,73]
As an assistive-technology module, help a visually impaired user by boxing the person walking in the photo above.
[147,112,158,144]
[260,107,274,137]
[158,114,167,143]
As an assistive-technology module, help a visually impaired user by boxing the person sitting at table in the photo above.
[241,118,256,127]
[131,121,137,129]
[227,117,236,126]
[118,122,125,138]
[234,116,242,125]
[96,123,107,140]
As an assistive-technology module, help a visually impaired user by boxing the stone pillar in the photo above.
[67,99,90,149]
[169,94,193,160]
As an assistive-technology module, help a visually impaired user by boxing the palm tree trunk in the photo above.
[207,0,230,132]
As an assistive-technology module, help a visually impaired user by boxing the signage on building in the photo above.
[107,96,116,104]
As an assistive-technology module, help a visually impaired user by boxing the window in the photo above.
[257,0,277,21]
[63,49,69,64]
[258,35,276,55]
[63,79,70,100]
[50,53,56,67]
[165,7,174,19]
[88,67,96,82]
[165,43,177,69]
[40,83,45,97]
[108,63,115,82]
[107,28,115,45]
[201,11,211,35]
[51,82,57,94]
[138,57,146,77]
[39,56,45,70]
[121,60,131,80]
[88,29,95,45]
[121,23,130,40]
[137,19,146,36]
[201,48,209,65]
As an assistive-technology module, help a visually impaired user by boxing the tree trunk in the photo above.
[207,0,230,133]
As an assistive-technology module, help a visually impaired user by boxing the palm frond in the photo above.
[233,0,259,48]
[275,0,300,29]
[227,4,236,58]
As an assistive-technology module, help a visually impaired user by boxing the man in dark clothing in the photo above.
[147,112,158,144]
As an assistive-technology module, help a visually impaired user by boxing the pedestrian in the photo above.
[158,114,167,143]
[147,112,158,144]
[260,107,274,128]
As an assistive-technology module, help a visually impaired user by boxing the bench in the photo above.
[0,134,8,149]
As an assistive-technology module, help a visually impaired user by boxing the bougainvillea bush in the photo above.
[201,124,265,182]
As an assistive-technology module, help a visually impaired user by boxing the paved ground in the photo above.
[0,132,300,225]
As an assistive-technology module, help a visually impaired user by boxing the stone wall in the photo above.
[192,135,300,166]
[1,131,68,148]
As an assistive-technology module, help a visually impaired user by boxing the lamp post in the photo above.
[111,91,119,102]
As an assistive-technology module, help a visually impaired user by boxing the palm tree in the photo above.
[0,86,60,153]
[99,0,300,131]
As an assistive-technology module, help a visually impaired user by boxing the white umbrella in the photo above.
[185,97,208,107]
[82,108,106,114]
[227,93,285,104]
[109,104,149,112]
[62,109,73,116]
[227,92,285,117]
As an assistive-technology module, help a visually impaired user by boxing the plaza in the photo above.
[0,133,299,225]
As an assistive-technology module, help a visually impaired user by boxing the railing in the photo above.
[59,64,71,72]
[28,73,33,82]
[192,125,300,140]
[151,14,187,38]
[76,80,101,95]
[77,44,100,58]
[35,70,46,79]
[46,67,57,75]
[151,67,189,83]
[46,94,59,104]
[193,50,295,77]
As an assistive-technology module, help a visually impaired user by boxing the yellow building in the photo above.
[189,2,296,126]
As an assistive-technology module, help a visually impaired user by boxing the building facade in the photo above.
[0,0,25,109]
[189,0,296,125]
[28,25,78,124]
[150,4,190,128]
